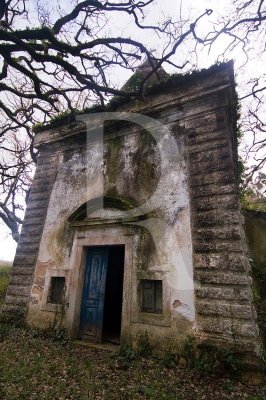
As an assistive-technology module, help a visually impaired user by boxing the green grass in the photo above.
[0,326,265,400]
[0,261,11,306]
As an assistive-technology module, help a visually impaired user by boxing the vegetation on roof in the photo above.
[32,61,233,133]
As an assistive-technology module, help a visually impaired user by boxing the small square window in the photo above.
[141,279,162,314]
[48,277,65,304]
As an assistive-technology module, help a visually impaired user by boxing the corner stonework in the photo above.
[186,107,262,376]
[3,150,60,314]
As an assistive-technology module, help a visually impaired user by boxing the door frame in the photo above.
[67,227,133,341]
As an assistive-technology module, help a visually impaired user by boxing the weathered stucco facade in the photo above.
[4,62,262,370]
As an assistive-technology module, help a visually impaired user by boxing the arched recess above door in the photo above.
[68,195,139,223]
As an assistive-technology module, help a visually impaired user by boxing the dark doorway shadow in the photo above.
[102,245,125,344]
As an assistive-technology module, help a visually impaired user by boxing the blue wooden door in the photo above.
[79,247,109,342]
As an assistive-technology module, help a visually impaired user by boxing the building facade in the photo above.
[4,62,262,369]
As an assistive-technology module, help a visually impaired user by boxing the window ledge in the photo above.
[133,312,171,327]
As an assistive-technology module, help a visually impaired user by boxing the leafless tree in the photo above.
[0,0,212,241]
[0,132,32,241]
[192,0,266,192]
[0,0,265,240]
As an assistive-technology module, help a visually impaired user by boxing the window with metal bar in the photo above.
[141,279,162,314]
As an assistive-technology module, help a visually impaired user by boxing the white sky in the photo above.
[0,0,265,261]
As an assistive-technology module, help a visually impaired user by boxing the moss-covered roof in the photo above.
[33,61,234,133]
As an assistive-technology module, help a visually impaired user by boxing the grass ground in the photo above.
[0,263,265,399]
[0,261,11,306]
[0,326,265,400]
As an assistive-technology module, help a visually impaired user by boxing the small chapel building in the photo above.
[4,61,262,371]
